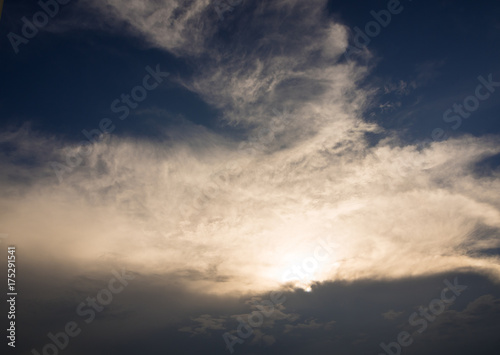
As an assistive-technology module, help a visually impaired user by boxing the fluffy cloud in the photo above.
[1,0,500,301]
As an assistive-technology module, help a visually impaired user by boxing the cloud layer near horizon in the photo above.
[1,0,500,298]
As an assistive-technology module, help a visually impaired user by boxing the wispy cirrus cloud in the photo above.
[1,0,500,307]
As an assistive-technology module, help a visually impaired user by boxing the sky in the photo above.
[0,0,500,354]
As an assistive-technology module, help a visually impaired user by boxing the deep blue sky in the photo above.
[1,1,500,355]
[1,0,499,143]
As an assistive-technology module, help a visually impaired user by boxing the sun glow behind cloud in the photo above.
[1,0,500,300]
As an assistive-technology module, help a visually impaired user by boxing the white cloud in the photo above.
[80,0,216,56]
[1,0,500,299]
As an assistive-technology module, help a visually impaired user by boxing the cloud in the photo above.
[417,294,500,339]
[179,314,227,336]
[384,80,417,96]
[1,0,500,304]
[283,319,335,333]
[382,309,404,320]
[77,0,217,56]
[395,293,500,355]
[249,329,276,346]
